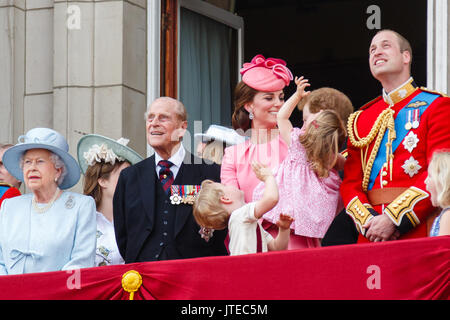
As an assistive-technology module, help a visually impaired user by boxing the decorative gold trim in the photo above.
[122,270,142,300]
[384,187,428,227]
[383,78,417,105]
[346,197,375,235]
[359,96,382,111]
[347,107,396,191]
[420,87,449,98]
[0,182,13,188]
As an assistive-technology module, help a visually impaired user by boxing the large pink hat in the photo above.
[240,54,293,92]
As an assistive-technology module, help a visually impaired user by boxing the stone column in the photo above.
[0,0,53,145]
[53,0,147,161]
[0,0,147,192]
[0,0,23,144]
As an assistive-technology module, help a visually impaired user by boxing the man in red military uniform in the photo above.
[0,144,21,206]
[341,29,450,243]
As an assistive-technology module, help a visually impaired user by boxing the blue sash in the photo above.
[368,91,439,190]
[0,185,9,199]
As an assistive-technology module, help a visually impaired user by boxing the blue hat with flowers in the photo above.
[3,128,81,189]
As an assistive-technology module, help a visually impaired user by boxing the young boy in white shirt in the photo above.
[193,162,293,255]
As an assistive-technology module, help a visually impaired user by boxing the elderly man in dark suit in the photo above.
[113,97,228,263]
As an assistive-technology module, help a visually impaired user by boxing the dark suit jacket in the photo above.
[113,151,228,263]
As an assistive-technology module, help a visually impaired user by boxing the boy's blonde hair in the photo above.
[428,151,450,208]
[193,179,229,230]
[299,110,346,178]
[297,87,354,125]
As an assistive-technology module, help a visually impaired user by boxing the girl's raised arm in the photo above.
[277,76,310,146]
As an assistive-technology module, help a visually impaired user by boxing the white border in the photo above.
[428,0,448,93]
[146,0,161,156]
[427,0,434,89]
[435,0,448,93]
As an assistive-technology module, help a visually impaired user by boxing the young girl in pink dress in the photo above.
[253,76,347,248]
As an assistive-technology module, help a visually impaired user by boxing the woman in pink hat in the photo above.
[221,55,304,247]
[222,55,346,249]
[221,55,292,199]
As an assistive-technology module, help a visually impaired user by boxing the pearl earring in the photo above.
[249,111,254,120]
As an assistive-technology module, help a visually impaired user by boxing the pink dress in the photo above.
[253,127,343,247]
[221,134,288,203]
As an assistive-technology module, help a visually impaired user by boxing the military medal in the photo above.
[170,185,201,205]
[182,195,196,205]
[169,194,182,205]
[412,109,420,129]
[405,110,412,130]
[170,185,182,205]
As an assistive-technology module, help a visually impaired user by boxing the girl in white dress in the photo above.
[77,135,143,266]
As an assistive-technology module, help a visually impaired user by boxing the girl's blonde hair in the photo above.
[193,180,229,230]
[428,150,450,207]
[299,110,346,178]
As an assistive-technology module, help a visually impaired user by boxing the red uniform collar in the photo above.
[360,78,420,111]
[382,77,418,105]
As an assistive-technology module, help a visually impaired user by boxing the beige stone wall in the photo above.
[0,0,147,192]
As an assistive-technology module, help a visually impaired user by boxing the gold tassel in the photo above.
[386,109,396,181]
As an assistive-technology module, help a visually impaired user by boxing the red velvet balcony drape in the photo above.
[0,236,448,300]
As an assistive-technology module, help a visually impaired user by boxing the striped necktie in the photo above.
[158,160,174,194]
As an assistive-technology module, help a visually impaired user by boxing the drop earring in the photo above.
[249,111,254,120]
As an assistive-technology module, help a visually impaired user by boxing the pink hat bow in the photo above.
[240,54,293,91]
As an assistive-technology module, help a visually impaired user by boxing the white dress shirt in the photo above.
[228,202,273,256]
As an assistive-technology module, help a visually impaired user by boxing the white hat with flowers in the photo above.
[77,134,143,174]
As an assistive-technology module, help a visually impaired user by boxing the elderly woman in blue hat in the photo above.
[77,134,143,266]
[0,128,97,275]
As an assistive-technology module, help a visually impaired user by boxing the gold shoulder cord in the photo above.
[347,107,396,191]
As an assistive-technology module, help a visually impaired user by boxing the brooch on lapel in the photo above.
[65,195,75,209]
[170,185,201,205]
[199,227,214,242]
